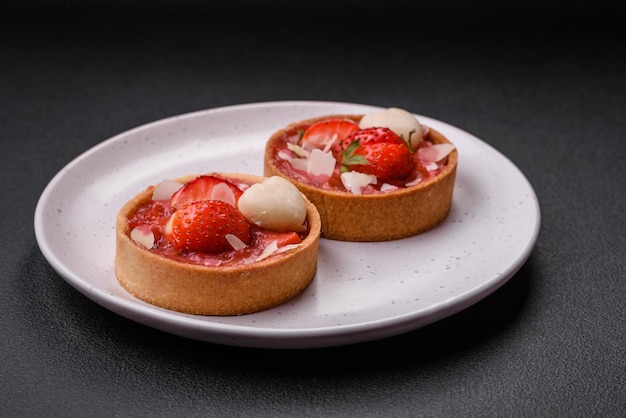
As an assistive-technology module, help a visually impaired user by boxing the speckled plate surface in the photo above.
[34,101,540,349]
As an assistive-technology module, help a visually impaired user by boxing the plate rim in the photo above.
[34,100,541,349]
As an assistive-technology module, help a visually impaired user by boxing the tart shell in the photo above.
[115,173,321,316]
[264,115,458,242]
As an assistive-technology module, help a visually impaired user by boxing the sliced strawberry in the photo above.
[165,200,252,253]
[170,175,243,209]
[301,118,360,150]
[260,230,303,247]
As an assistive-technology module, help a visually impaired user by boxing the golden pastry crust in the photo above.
[114,173,321,316]
[264,115,458,241]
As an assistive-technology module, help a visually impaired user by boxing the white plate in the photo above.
[34,101,540,349]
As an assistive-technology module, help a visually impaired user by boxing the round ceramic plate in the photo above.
[34,101,540,349]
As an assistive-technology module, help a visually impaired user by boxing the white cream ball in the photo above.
[359,107,423,150]
[237,176,307,232]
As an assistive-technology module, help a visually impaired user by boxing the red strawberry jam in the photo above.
[127,179,309,267]
[268,117,451,194]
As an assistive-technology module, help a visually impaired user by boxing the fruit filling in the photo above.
[127,175,310,267]
[270,108,455,194]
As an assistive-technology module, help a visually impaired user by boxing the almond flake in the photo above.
[303,131,338,151]
[277,150,292,160]
[130,225,155,249]
[405,177,422,187]
[210,182,236,206]
[380,183,399,192]
[274,244,300,255]
[286,143,310,158]
[255,241,300,262]
[151,179,183,201]
[322,133,338,153]
[226,233,247,251]
[256,240,279,262]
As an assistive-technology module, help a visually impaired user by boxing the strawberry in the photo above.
[259,230,303,247]
[335,127,415,182]
[300,118,360,150]
[170,175,243,209]
[333,126,406,155]
[165,200,252,253]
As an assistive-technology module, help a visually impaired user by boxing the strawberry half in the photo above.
[337,127,415,182]
[170,175,243,209]
[333,127,406,156]
[300,118,360,150]
[165,200,252,253]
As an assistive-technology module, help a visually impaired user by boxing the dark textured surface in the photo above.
[2,2,625,416]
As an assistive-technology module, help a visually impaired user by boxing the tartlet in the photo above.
[264,109,458,241]
[115,173,321,316]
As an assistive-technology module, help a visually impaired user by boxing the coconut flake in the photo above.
[255,241,300,262]
[307,149,336,180]
[418,143,455,162]
[286,142,310,158]
[210,182,237,206]
[130,225,155,249]
[274,244,300,255]
[405,177,423,187]
[277,150,292,160]
[256,240,279,262]
[226,233,247,251]
[322,133,338,153]
[283,147,336,180]
[286,157,309,172]
[152,179,184,201]
[283,143,314,172]
[380,183,399,192]
[340,171,377,195]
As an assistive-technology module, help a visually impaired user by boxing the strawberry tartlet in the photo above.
[264,107,458,241]
[115,173,321,315]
